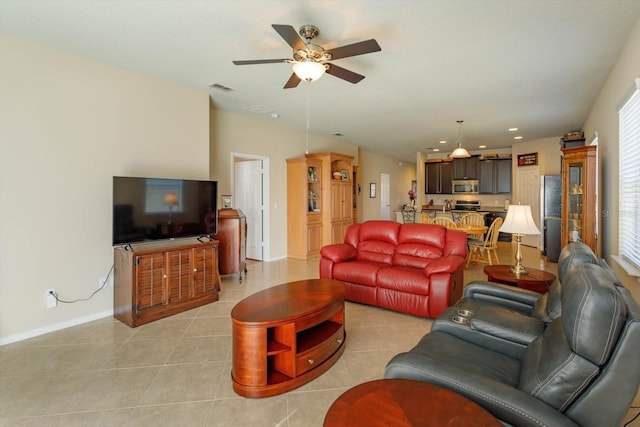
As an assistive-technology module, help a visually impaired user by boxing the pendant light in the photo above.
[450,120,471,158]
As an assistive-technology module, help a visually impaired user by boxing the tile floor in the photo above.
[1,243,638,426]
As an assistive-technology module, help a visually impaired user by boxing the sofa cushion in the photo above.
[333,261,385,287]
[357,241,396,264]
[358,221,401,245]
[376,266,430,295]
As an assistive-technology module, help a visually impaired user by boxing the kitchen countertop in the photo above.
[421,205,508,213]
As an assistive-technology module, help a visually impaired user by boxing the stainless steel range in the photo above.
[454,200,481,211]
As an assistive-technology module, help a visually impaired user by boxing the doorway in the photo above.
[380,173,391,220]
[232,153,270,261]
[516,166,541,248]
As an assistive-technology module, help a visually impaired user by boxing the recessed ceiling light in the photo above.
[439,140,447,144]
[433,148,440,152]
[514,136,523,140]
[508,128,518,132]
[479,145,487,149]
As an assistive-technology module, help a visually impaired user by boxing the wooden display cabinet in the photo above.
[561,145,597,253]
[114,239,221,327]
[305,152,354,245]
[286,157,323,259]
[213,209,247,282]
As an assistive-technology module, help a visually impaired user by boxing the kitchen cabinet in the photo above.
[484,211,512,242]
[479,159,512,194]
[452,156,479,180]
[425,161,452,194]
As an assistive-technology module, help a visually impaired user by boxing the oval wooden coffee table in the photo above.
[324,379,501,426]
[231,279,345,398]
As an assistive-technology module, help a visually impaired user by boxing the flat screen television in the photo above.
[113,176,218,245]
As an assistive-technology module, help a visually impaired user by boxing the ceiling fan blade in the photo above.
[283,73,301,89]
[326,39,381,60]
[233,59,288,65]
[272,24,306,52]
[325,64,365,84]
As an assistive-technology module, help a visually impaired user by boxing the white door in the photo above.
[516,166,541,248]
[235,159,263,260]
[380,173,391,220]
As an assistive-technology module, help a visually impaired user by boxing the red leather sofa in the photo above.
[319,220,467,318]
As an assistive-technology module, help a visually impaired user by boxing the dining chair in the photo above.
[432,216,458,229]
[401,206,416,223]
[466,216,503,268]
[459,213,486,240]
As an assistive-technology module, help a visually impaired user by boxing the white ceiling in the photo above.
[2,0,639,161]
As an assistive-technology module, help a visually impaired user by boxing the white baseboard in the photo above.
[0,309,113,346]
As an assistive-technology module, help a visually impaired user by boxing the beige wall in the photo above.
[359,151,416,222]
[582,18,640,295]
[0,35,210,343]
[208,108,358,260]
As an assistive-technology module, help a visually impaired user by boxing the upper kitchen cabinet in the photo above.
[479,158,512,194]
[425,161,452,194]
[452,156,480,180]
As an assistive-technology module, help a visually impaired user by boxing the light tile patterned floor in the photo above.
[1,243,638,426]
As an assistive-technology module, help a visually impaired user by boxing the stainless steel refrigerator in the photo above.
[541,175,562,262]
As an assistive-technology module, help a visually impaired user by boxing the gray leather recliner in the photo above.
[384,263,640,427]
[430,242,600,358]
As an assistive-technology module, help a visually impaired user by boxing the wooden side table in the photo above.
[324,379,501,426]
[213,209,247,282]
[484,265,556,294]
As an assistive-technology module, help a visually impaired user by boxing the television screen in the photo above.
[113,176,218,245]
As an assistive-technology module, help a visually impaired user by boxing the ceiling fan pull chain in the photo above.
[305,79,311,154]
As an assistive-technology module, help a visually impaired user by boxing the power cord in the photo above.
[49,264,114,304]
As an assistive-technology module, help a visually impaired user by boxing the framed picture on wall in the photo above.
[369,183,376,198]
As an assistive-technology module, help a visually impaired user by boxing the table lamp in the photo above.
[499,204,540,275]
[164,192,179,225]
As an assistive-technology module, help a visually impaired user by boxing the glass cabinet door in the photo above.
[567,162,583,243]
[561,145,597,253]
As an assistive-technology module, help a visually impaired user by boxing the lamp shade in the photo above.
[292,61,326,81]
[163,192,178,206]
[450,146,471,158]
[499,204,540,235]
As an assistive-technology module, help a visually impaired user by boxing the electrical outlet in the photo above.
[46,289,57,308]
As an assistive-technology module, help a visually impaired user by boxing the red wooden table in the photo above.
[324,379,501,426]
[484,264,556,293]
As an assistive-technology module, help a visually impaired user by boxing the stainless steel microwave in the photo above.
[452,180,479,194]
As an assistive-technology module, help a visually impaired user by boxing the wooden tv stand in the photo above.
[114,239,221,327]
[231,279,346,398]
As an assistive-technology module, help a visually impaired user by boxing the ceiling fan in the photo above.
[233,24,381,88]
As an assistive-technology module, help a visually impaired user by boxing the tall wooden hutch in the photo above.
[286,157,323,259]
[561,145,597,253]
[306,152,354,246]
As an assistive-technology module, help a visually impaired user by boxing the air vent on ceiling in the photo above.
[208,83,234,92]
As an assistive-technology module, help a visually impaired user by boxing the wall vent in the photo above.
[208,83,234,92]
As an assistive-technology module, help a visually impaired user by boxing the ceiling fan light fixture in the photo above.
[450,120,471,158]
[292,61,326,81]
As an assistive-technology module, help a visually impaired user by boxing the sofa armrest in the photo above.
[320,244,358,263]
[462,281,542,314]
[423,255,465,276]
